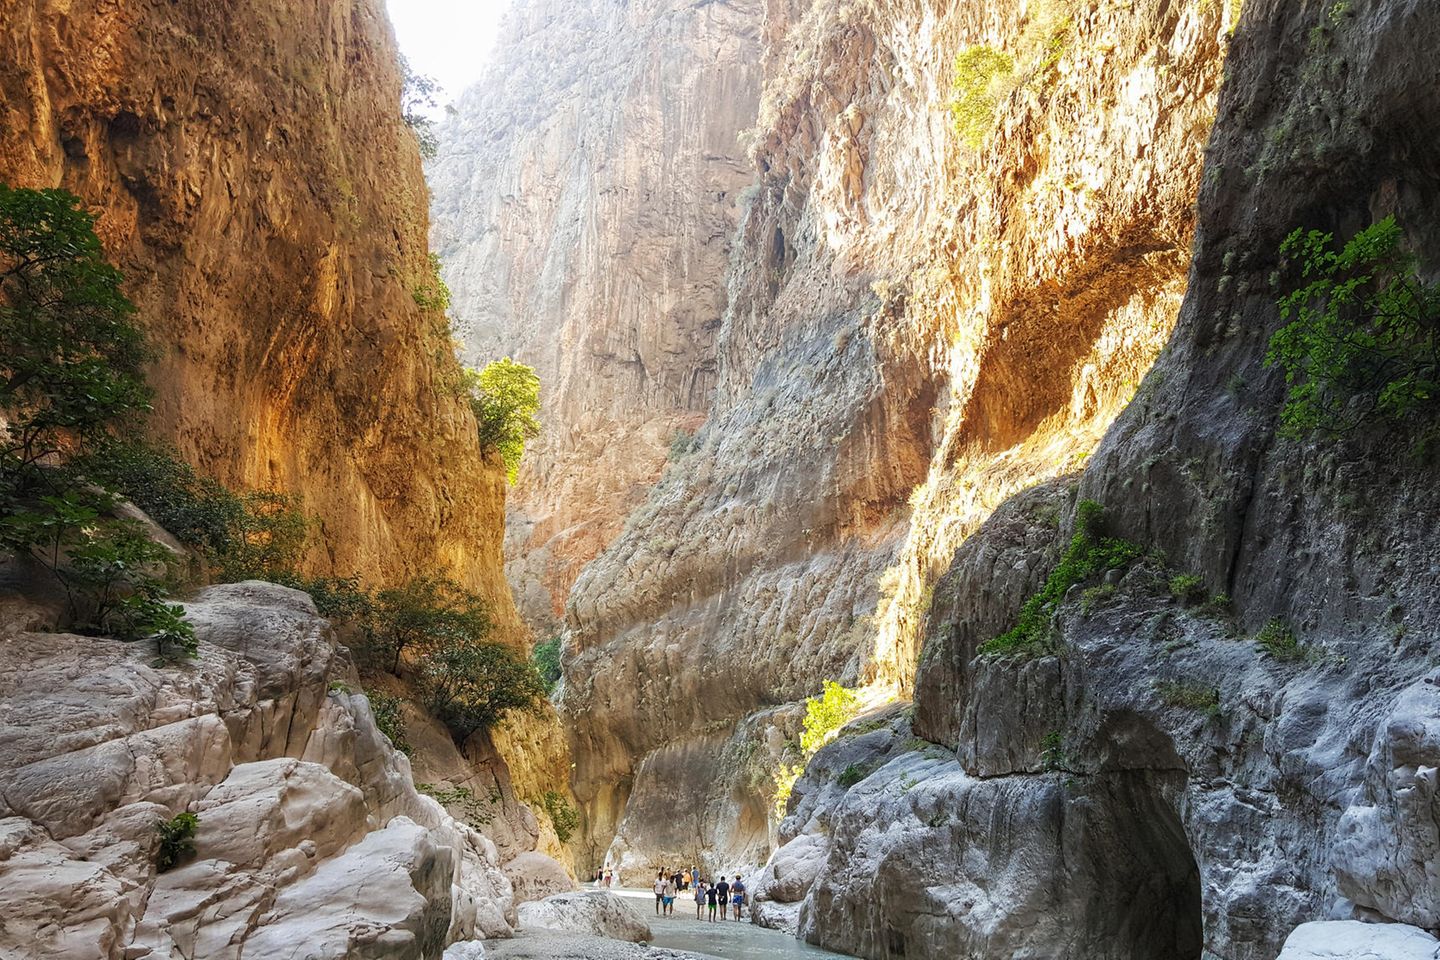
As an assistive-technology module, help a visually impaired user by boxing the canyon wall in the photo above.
[428,0,764,635]
[554,0,1231,874]
[750,1,1440,958]
[0,0,515,622]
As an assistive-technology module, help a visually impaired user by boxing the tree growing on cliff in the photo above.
[418,637,546,742]
[465,358,541,483]
[1268,215,1440,439]
[400,55,442,160]
[0,185,195,655]
[0,185,151,493]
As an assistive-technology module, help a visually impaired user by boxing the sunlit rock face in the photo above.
[0,0,516,616]
[550,0,1232,873]
[428,0,765,636]
[755,0,1440,957]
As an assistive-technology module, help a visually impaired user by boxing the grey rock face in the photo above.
[505,850,580,905]
[516,891,653,943]
[0,582,515,959]
[1277,921,1440,960]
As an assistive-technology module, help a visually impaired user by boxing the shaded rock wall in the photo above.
[553,0,1234,874]
[754,0,1440,957]
[0,0,515,619]
[428,0,764,635]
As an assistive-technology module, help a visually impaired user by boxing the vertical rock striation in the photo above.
[0,0,516,620]
[428,0,764,635]
[554,0,1232,872]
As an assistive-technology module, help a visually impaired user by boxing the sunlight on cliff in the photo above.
[863,277,1185,698]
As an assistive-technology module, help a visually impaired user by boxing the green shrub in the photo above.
[412,252,451,312]
[366,690,412,756]
[1254,617,1305,661]
[1079,582,1117,617]
[668,429,695,460]
[0,185,151,499]
[1039,731,1068,771]
[417,782,497,829]
[1168,573,1207,606]
[538,790,580,843]
[276,573,374,621]
[532,635,562,694]
[1155,680,1221,715]
[981,501,1143,658]
[82,440,309,582]
[837,763,868,788]
[155,812,199,872]
[464,358,541,483]
[800,681,862,755]
[1267,215,1440,439]
[369,575,492,674]
[950,46,1014,148]
[417,637,546,742]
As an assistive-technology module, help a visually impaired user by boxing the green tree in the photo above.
[532,635,562,694]
[400,55,442,160]
[1,185,151,497]
[417,638,546,741]
[950,46,1014,148]
[1267,215,1440,438]
[465,358,541,483]
[800,680,862,755]
[370,575,493,674]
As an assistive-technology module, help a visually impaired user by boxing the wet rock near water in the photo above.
[516,890,654,943]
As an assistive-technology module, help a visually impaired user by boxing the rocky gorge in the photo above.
[433,0,1440,957]
[1,0,1438,956]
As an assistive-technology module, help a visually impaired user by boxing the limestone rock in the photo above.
[516,892,652,943]
[504,851,578,905]
[0,582,516,958]
[0,0,521,604]
[1277,922,1440,960]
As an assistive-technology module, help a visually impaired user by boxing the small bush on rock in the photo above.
[155,812,199,872]
[1155,680,1221,716]
[1168,573,1207,606]
[532,635,562,694]
[1254,617,1305,661]
[366,690,411,756]
[538,790,580,843]
[981,500,1143,658]
[837,763,868,787]
[800,680,862,755]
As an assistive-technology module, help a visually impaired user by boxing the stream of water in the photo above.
[613,889,854,960]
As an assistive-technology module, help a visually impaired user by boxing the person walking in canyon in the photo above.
[706,879,718,922]
[715,875,731,920]
[730,876,747,919]
[694,879,707,919]
[653,871,667,916]
[662,875,676,917]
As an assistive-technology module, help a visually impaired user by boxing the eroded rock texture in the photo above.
[0,0,516,611]
[0,582,517,960]
[428,0,764,635]
[750,0,1440,957]
[536,0,1234,873]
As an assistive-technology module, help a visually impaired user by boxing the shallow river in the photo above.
[613,889,854,960]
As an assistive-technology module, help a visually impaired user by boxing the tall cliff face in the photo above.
[752,1,1440,958]
[428,0,763,634]
[551,0,1233,872]
[0,0,515,619]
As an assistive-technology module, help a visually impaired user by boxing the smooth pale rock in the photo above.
[192,758,368,873]
[444,942,488,960]
[504,851,577,904]
[0,582,517,958]
[1277,921,1440,960]
[753,833,828,905]
[241,817,454,960]
[516,892,652,943]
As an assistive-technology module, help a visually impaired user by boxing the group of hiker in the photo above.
[652,867,747,922]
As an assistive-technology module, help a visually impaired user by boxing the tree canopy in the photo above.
[465,358,541,483]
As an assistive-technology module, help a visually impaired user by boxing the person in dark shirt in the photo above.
[706,880,718,922]
[716,877,731,920]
